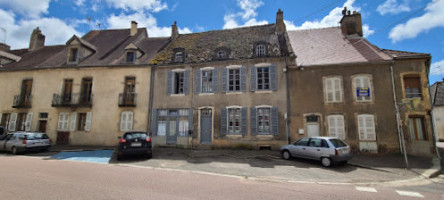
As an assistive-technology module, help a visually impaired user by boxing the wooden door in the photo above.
[62,79,73,103]
[81,78,93,103]
[21,79,33,105]
[38,120,47,133]
[124,77,136,104]
[56,132,69,145]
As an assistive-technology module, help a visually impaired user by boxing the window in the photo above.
[257,67,270,90]
[228,108,241,134]
[120,111,133,132]
[69,48,78,63]
[123,77,136,104]
[77,113,87,131]
[353,75,372,101]
[294,138,309,146]
[229,69,240,92]
[126,51,135,63]
[153,109,192,137]
[217,50,226,59]
[357,114,376,141]
[404,75,422,98]
[258,108,270,134]
[81,78,93,104]
[327,115,345,140]
[20,79,33,106]
[174,52,183,63]
[62,79,73,104]
[16,113,27,131]
[409,117,426,140]
[324,77,342,102]
[1,113,10,131]
[256,44,266,57]
[174,72,184,94]
[195,68,218,94]
[57,112,70,131]
[201,70,213,93]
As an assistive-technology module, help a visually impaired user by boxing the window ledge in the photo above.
[198,93,215,96]
[226,92,243,95]
[255,90,272,94]
[170,94,186,97]
[325,101,343,103]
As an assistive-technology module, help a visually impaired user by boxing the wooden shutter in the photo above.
[221,68,228,92]
[250,107,257,135]
[365,115,376,141]
[63,113,69,131]
[70,112,77,131]
[358,115,365,140]
[212,68,219,93]
[25,112,33,131]
[270,64,277,91]
[151,109,157,136]
[240,66,247,92]
[84,112,92,131]
[184,70,190,94]
[57,113,64,131]
[194,70,201,94]
[337,115,345,140]
[120,112,127,131]
[188,108,193,132]
[271,107,278,135]
[334,78,341,102]
[250,66,257,91]
[241,107,247,135]
[328,116,337,138]
[127,111,133,131]
[325,78,333,102]
[9,113,17,131]
[167,71,173,94]
[220,108,227,136]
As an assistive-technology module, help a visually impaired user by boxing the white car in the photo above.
[280,137,352,167]
[0,132,52,154]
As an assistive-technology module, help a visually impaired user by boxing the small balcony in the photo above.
[118,93,137,107]
[12,95,32,108]
[52,93,93,108]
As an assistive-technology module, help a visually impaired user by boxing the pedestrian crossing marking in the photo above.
[396,190,424,198]
[355,187,377,193]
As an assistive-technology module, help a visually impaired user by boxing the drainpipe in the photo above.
[285,56,291,145]
[390,60,409,168]
[147,65,156,136]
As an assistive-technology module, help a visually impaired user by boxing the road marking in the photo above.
[355,187,377,193]
[396,190,424,198]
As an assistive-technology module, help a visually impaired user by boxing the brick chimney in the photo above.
[29,27,45,51]
[276,9,286,33]
[339,7,363,37]
[171,21,179,40]
[130,21,138,36]
[0,43,10,51]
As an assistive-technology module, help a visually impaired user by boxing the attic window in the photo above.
[256,44,266,57]
[217,50,227,59]
[69,48,78,63]
[174,52,184,63]
[126,51,135,63]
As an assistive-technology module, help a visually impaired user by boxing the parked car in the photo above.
[117,131,152,160]
[280,137,352,167]
[0,126,5,137]
[0,132,52,154]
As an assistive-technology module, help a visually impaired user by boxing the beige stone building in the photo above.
[431,80,444,142]
[0,22,169,146]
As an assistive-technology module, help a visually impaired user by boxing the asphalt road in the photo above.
[0,155,443,200]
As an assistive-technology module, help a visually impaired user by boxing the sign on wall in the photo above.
[357,87,370,97]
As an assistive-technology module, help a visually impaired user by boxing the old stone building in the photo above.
[287,9,434,156]
[431,79,444,142]
[0,22,169,145]
[149,10,295,149]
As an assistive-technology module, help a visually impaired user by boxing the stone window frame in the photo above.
[67,47,79,65]
[227,106,242,135]
[402,73,423,99]
[351,74,373,102]
[408,115,427,140]
[213,47,231,60]
[172,47,186,63]
[323,76,343,103]
[253,41,268,57]
[327,114,346,140]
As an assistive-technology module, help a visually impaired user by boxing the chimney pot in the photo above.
[340,9,363,37]
[171,21,179,40]
[276,9,285,33]
[130,21,138,36]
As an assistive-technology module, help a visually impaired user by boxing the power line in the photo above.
[292,0,343,24]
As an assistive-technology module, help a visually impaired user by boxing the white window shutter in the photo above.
[337,115,345,140]
[25,112,33,131]
[358,115,365,140]
[9,113,17,131]
[127,111,133,131]
[365,115,376,141]
[84,112,92,131]
[328,116,337,137]
[63,113,69,131]
[120,112,127,132]
[70,112,77,131]
[57,113,64,131]
[334,78,341,101]
[325,79,333,102]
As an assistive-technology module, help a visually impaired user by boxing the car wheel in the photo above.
[11,146,18,155]
[282,150,291,160]
[321,157,332,167]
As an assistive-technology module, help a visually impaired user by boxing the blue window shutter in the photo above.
[212,68,218,93]
[221,68,228,92]
[151,109,157,136]
[194,70,201,94]
[184,70,190,94]
[167,71,173,94]
[270,64,277,91]
[221,107,227,136]
[271,107,279,135]
[241,107,247,135]
[250,66,257,91]
[250,107,257,135]
[188,108,193,134]
[241,66,247,92]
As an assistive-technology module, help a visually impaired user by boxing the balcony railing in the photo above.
[118,93,137,107]
[12,94,32,108]
[52,93,93,108]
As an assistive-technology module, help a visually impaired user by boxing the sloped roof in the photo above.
[288,27,392,66]
[381,49,430,58]
[1,45,65,70]
[431,81,444,106]
[150,24,291,65]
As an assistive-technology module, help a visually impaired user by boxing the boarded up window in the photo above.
[404,76,421,98]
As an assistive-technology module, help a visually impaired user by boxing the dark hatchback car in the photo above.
[117,131,152,160]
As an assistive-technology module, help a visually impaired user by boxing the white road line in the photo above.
[396,190,424,198]
[355,187,377,193]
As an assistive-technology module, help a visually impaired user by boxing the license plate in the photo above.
[131,142,141,147]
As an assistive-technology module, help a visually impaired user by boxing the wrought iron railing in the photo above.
[118,93,137,107]
[52,93,93,107]
[12,94,32,108]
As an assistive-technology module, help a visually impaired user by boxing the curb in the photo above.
[416,156,441,178]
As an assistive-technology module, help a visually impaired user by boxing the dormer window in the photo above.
[69,48,78,63]
[214,47,230,60]
[126,51,135,63]
[217,50,226,59]
[256,44,265,57]
[174,52,183,63]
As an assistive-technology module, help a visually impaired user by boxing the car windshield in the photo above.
[124,132,147,140]
[329,139,347,148]
[25,133,49,140]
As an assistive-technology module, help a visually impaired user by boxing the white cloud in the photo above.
[75,0,86,7]
[285,0,374,37]
[0,0,50,18]
[105,0,168,13]
[377,0,411,15]
[389,0,444,42]
[223,0,268,29]
[431,59,444,75]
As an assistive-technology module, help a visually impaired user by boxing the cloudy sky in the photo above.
[0,0,443,84]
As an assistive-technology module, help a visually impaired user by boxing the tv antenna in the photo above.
[87,16,92,30]
[0,27,6,43]
[96,23,101,30]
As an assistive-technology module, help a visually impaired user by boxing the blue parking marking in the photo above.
[51,150,113,164]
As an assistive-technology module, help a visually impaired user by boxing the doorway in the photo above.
[200,108,212,144]
[306,115,320,137]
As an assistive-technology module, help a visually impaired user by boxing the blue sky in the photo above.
[0,0,443,84]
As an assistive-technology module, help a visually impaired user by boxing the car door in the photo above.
[4,134,16,151]
[305,138,327,159]
[289,138,310,158]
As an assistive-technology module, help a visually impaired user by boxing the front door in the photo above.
[56,132,69,145]
[38,120,47,133]
[167,117,177,144]
[306,115,320,137]
[200,109,212,144]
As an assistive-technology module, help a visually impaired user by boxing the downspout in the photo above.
[285,56,291,144]
[147,65,156,136]
[390,60,409,168]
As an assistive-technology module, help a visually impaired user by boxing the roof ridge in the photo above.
[180,23,276,36]
[288,26,340,32]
